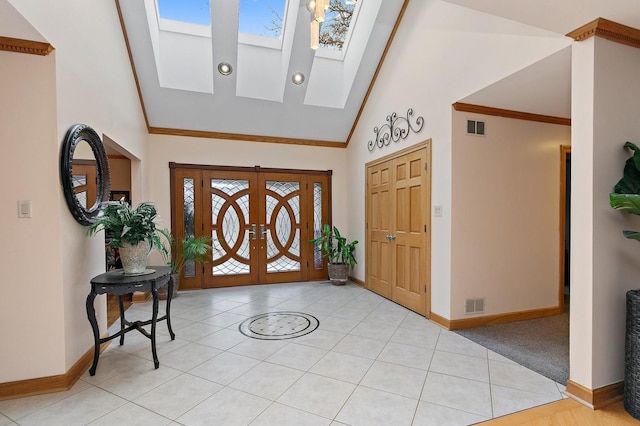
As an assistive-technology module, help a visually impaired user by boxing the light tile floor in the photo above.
[0,281,567,425]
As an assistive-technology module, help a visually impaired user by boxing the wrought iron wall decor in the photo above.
[368,108,424,152]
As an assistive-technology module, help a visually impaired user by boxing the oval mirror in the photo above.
[60,124,111,225]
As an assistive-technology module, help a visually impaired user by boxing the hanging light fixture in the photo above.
[310,20,320,50]
[314,0,325,22]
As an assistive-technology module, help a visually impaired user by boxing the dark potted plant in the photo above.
[310,224,358,285]
[88,201,163,275]
[609,141,640,420]
[157,229,212,299]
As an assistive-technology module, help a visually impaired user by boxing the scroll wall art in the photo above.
[368,108,424,152]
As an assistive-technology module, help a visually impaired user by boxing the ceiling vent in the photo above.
[467,120,485,136]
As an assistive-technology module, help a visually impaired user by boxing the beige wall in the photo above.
[3,0,149,381]
[451,111,570,319]
[345,0,571,317]
[570,36,640,390]
[0,51,65,381]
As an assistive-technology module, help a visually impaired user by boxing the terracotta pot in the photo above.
[327,263,349,285]
[119,240,150,275]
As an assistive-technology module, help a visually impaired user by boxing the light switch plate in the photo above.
[434,205,443,217]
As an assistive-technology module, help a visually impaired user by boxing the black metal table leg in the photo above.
[166,276,175,340]
[118,294,125,345]
[151,286,159,369]
[86,292,99,376]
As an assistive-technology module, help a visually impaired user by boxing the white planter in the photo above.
[119,240,150,275]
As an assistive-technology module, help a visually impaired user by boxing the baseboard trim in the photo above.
[428,306,563,331]
[0,339,109,401]
[429,312,451,330]
[348,275,365,288]
[565,380,624,409]
[132,291,150,303]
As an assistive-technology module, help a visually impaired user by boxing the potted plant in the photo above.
[156,229,212,299]
[310,224,358,285]
[88,201,164,275]
[610,141,640,420]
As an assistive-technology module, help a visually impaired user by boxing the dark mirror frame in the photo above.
[60,124,111,225]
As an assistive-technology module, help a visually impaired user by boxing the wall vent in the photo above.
[465,298,485,314]
[467,120,485,136]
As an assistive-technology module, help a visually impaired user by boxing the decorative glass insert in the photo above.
[211,179,251,276]
[313,181,323,269]
[239,0,287,38]
[183,178,196,277]
[157,0,211,26]
[265,181,300,272]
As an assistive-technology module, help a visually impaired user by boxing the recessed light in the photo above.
[291,72,305,85]
[218,62,232,76]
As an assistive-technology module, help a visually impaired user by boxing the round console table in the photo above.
[86,266,175,376]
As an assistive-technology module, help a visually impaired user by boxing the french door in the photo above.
[170,164,331,289]
[366,141,431,316]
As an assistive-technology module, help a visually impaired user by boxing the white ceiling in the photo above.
[117,0,406,144]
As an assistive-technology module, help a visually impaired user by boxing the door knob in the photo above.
[248,224,257,240]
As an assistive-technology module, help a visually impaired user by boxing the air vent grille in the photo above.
[467,120,485,136]
[465,297,485,314]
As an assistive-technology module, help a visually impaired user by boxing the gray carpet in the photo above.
[455,313,569,384]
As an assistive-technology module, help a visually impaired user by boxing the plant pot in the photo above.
[327,263,349,285]
[625,289,640,420]
[119,240,150,275]
[158,273,180,300]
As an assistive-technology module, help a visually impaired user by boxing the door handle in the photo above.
[248,224,257,240]
[259,224,268,239]
[386,234,396,240]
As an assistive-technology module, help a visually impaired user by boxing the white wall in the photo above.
[4,0,149,379]
[570,36,640,389]
[346,0,571,318]
[146,134,348,261]
[451,111,570,319]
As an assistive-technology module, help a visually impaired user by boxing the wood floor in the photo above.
[481,398,640,425]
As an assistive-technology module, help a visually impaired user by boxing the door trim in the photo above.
[559,145,571,312]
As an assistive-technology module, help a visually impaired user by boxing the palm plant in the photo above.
[610,142,640,240]
[310,224,358,269]
[88,201,164,250]
[157,228,212,274]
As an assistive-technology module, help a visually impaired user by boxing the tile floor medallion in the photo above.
[0,281,567,425]
[238,312,319,340]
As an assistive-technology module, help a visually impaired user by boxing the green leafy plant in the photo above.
[87,201,163,250]
[610,141,640,241]
[310,224,358,269]
[157,228,212,274]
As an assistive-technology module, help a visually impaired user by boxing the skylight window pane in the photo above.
[320,0,357,50]
[157,0,211,26]
[239,0,286,38]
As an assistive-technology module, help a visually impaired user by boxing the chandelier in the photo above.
[307,0,330,50]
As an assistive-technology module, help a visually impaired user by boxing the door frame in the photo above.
[364,140,432,317]
[169,163,332,289]
[559,145,571,312]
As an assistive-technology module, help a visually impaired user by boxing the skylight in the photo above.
[320,0,358,50]
[239,0,287,38]
[157,0,211,26]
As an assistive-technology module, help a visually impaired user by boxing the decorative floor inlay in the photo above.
[238,311,319,340]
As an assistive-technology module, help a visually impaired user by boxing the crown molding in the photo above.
[0,36,53,56]
[148,127,345,148]
[567,18,640,49]
[453,102,571,126]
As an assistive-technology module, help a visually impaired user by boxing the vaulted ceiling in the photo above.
[117,0,407,145]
